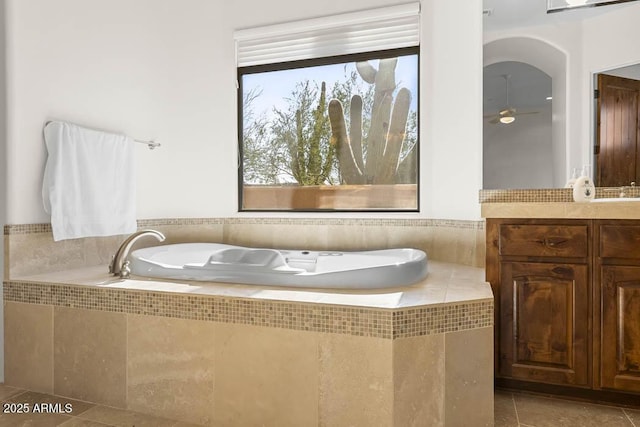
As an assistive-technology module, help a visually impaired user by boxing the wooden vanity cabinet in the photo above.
[488,218,640,400]
[596,222,640,393]
[487,220,591,388]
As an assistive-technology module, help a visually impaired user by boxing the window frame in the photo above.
[237,45,420,213]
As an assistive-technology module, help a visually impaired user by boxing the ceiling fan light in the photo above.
[500,115,515,124]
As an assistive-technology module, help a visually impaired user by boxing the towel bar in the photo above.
[134,139,161,150]
[44,120,161,150]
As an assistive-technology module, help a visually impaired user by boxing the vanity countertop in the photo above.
[481,200,640,219]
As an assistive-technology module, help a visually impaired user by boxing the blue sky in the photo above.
[243,54,419,120]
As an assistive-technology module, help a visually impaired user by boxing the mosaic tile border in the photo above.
[137,218,224,227]
[392,300,494,338]
[5,217,484,235]
[479,187,640,203]
[479,189,574,203]
[3,281,493,339]
[225,218,485,229]
[4,223,53,235]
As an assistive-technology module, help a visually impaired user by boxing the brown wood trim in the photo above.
[486,219,500,376]
[242,184,418,210]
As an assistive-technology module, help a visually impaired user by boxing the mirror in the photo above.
[482,0,640,189]
[483,62,553,189]
[594,64,640,187]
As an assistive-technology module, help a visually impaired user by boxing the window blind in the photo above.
[234,3,420,68]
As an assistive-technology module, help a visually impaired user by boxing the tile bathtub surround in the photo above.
[4,302,54,394]
[127,314,216,426]
[4,217,485,280]
[3,218,492,425]
[3,304,494,426]
[53,306,128,408]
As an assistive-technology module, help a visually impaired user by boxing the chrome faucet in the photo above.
[109,229,165,278]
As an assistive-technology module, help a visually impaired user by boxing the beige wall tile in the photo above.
[8,233,83,278]
[7,232,124,278]
[153,223,223,244]
[386,225,433,254]
[3,235,9,281]
[326,224,366,250]
[4,302,54,393]
[430,226,477,266]
[319,333,393,427]
[444,327,494,427]
[393,334,445,427]
[474,226,486,268]
[213,323,319,427]
[127,314,215,426]
[225,223,330,250]
[82,234,133,268]
[54,307,127,407]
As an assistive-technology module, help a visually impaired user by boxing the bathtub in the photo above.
[128,243,428,289]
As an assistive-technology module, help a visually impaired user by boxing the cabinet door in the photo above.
[600,266,640,393]
[500,262,590,386]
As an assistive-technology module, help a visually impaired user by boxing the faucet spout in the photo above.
[109,229,165,278]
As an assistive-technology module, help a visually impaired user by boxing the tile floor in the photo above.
[495,389,640,427]
[1,383,639,426]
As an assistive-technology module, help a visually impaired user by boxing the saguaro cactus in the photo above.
[328,57,413,185]
[289,81,335,185]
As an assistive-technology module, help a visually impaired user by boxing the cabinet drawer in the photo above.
[600,225,640,259]
[499,224,588,257]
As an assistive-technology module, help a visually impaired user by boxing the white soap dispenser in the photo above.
[572,165,595,202]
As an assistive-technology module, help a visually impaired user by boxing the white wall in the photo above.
[484,109,554,189]
[4,0,483,223]
[0,0,6,383]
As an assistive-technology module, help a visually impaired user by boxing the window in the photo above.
[235,4,420,211]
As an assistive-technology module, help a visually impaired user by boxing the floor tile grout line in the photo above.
[61,413,115,427]
[0,389,29,402]
[511,392,524,426]
[623,408,637,427]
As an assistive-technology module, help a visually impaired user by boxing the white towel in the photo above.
[42,121,137,241]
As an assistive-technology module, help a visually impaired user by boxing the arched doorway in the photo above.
[483,37,568,188]
[483,61,553,189]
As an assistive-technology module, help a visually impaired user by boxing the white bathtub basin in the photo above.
[128,243,428,289]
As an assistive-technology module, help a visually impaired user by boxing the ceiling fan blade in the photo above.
[499,108,516,116]
[513,111,539,116]
[488,117,500,124]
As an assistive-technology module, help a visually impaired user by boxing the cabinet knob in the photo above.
[542,238,567,248]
